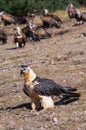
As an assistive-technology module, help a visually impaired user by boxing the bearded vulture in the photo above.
[20,65,80,110]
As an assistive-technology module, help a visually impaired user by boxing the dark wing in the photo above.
[33,78,63,96]
[22,34,26,43]
[46,14,62,23]
[14,35,17,43]
[33,77,80,98]
[52,15,62,23]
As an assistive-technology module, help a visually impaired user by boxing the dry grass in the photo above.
[54,10,69,21]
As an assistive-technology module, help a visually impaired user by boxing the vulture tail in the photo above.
[60,86,80,99]
[64,86,77,91]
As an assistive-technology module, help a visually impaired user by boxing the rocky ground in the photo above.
[0,19,86,130]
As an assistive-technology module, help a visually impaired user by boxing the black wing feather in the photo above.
[33,77,80,98]
[33,78,65,96]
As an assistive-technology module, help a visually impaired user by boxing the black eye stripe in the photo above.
[20,65,30,71]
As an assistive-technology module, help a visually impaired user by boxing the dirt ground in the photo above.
[0,19,86,130]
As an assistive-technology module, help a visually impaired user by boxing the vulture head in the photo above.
[42,9,48,15]
[20,65,37,84]
[14,26,21,35]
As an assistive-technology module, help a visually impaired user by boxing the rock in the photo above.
[52,117,58,123]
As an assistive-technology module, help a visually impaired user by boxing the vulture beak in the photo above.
[20,65,29,76]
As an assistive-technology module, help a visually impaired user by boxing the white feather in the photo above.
[40,96,54,109]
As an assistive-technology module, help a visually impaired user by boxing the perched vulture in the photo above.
[40,9,62,28]
[22,24,51,42]
[20,65,80,110]
[14,27,26,49]
[67,2,86,25]
[0,12,16,26]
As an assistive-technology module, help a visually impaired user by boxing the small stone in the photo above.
[84,110,86,114]
[52,117,58,123]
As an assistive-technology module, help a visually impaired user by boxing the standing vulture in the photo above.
[40,9,62,28]
[0,12,16,26]
[14,27,26,49]
[20,65,80,110]
[67,2,86,25]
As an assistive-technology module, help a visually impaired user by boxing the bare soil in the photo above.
[0,19,86,130]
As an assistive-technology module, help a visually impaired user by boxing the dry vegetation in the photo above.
[0,10,86,130]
